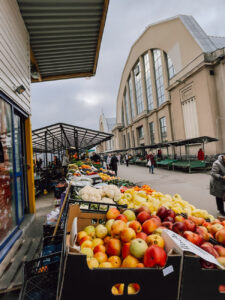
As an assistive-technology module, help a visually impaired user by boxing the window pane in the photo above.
[143,53,154,111]
[153,50,165,106]
[124,89,130,125]
[134,61,144,115]
[149,122,155,144]
[167,55,176,79]
[128,77,135,120]
[159,117,167,142]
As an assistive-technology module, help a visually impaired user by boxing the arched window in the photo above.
[167,55,176,79]
[143,52,154,111]
[133,61,144,114]
[153,49,165,106]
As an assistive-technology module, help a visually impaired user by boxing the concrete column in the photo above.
[139,55,148,112]
[131,70,138,117]
[143,118,150,145]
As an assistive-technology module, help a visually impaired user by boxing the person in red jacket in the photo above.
[198,148,205,160]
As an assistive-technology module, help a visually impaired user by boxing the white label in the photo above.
[163,265,174,277]
[162,229,224,270]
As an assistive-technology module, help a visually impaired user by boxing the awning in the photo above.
[32,122,113,153]
[17,0,109,82]
[169,136,218,147]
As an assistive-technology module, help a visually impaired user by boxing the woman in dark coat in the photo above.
[210,155,225,216]
[110,154,118,176]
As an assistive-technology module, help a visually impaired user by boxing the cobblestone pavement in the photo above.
[117,164,218,216]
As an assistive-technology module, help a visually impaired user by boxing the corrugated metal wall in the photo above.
[0,0,31,114]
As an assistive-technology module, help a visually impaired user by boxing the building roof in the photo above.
[32,122,113,153]
[209,36,225,50]
[105,117,116,132]
[17,0,109,82]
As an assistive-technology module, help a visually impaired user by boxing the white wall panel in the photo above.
[0,0,30,114]
[182,98,199,139]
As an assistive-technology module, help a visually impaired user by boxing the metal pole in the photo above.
[45,131,48,168]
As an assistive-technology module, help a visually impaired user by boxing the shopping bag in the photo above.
[147,160,152,166]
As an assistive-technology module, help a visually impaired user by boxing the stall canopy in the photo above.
[32,122,113,153]
[17,0,109,82]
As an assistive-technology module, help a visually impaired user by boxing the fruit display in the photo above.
[98,172,117,182]
[78,184,121,203]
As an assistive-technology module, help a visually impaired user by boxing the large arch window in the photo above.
[167,55,176,79]
[124,89,130,125]
[133,61,144,114]
[128,77,135,120]
[143,53,154,111]
[153,49,165,106]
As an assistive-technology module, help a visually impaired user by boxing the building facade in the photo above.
[98,113,116,152]
[113,15,225,156]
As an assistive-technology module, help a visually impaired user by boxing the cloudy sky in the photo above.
[31,0,225,131]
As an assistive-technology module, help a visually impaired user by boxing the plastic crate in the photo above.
[42,235,63,257]
[19,252,61,300]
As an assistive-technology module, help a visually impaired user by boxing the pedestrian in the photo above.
[147,152,155,174]
[106,154,111,170]
[125,153,129,167]
[157,149,162,160]
[91,152,100,163]
[110,153,118,176]
[198,148,205,161]
[120,154,123,165]
[210,155,225,216]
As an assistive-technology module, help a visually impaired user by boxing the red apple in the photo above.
[172,222,186,235]
[209,223,224,235]
[116,214,128,223]
[149,215,161,222]
[111,220,127,238]
[188,216,204,226]
[142,218,161,235]
[183,219,196,232]
[214,245,225,257]
[165,209,176,220]
[200,259,216,269]
[79,235,92,246]
[137,211,151,224]
[162,221,173,230]
[106,238,121,256]
[93,244,106,254]
[122,242,131,259]
[143,245,167,268]
[120,228,136,243]
[106,207,120,220]
[183,231,203,246]
[94,252,108,263]
[221,220,225,227]
[215,228,225,245]
[156,207,168,220]
[136,231,147,240]
[121,255,139,268]
[163,216,174,223]
[195,226,211,241]
[129,220,142,233]
[135,206,151,216]
[201,244,219,258]
[201,242,214,248]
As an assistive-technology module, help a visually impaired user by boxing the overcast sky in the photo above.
[31,0,225,131]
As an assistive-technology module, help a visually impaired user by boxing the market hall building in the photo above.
[0,0,109,262]
[112,15,225,156]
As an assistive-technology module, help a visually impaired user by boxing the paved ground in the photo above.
[117,164,218,216]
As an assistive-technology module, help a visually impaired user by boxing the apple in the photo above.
[217,257,225,267]
[77,231,87,244]
[144,245,167,268]
[150,215,161,222]
[130,283,140,292]
[79,235,92,246]
[84,225,96,238]
[137,211,151,224]
[219,285,225,293]
[116,214,128,223]
[129,220,142,233]
[195,226,210,241]
[95,224,108,239]
[108,256,121,267]
[200,259,216,269]
[123,209,136,221]
[215,228,225,245]
[81,247,94,257]
[135,206,151,216]
[136,263,144,268]
[183,231,203,246]
[99,262,113,268]
[130,238,148,259]
[163,216,174,223]
[214,245,225,257]
[175,215,185,222]
[106,238,122,256]
[93,244,106,254]
[188,216,204,226]
[142,218,161,235]
[153,227,164,235]
[106,207,120,220]
[209,223,224,235]
[201,243,219,257]
[156,207,168,220]
[212,219,221,224]
[201,242,214,248]
[162,221,173,230]
[165,209,176,220]
[111,286,119,295]
[128,285,137,295]
[146,234,165,248]
[120,228,136,243]
[136,232,147,240]
[121,255,139,268]
[92,238,103,249]
[81,240,93,249]
[183,219,196,232]
[105,219,115,235]
[122,242,130,259]
[94,251,108,263]
[86,257,99,269]
[221,220,225,227]
[172,222,186,235]
[111,220,127,238]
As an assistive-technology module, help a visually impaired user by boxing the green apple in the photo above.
[105,219,115,234]
[81,247,94,257]
[84,225,96,238]
[95,224,108,239]
[130,238,148,259]
[123,210,136,221]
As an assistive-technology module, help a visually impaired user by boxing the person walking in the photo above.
[106,154,111,170]
[210,155,225,216]
[110,153,118,176]
[125,153,129,167]
[147,152,155,174]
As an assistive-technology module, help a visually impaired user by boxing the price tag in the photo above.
[162,229,224,270]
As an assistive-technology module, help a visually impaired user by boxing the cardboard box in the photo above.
[57,204,182,300]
